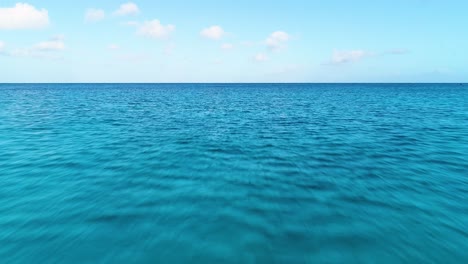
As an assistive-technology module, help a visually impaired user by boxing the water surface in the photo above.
[0,84,467,263]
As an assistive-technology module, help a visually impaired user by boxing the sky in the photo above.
[0,0,467,83]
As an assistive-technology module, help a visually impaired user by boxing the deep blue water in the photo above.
[0,83,467,263]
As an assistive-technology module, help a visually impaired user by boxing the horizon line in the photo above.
[1,82,467,85]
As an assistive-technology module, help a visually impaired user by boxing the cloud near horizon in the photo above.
[0,3,49,30]
[1,35,65,59]
[325,49,410,65]
[327,50,373,65]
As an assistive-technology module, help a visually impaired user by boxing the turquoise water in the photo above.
[0,83,467,263]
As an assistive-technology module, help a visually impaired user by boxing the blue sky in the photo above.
[1,0,467,82]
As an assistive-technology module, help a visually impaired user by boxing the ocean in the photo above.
[0,83,467,263]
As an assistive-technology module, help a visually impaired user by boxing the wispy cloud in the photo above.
[332,50,367,64]
[324,48,409,65]
[137,20,175,40]
[200,26,225,40]
[1,35,65,59]
[84,8,105,23]
[221,43,234,50]
[0,3,49,30]
[33,35,65,51]
[253,53,268,62]
[329,50,373,65]
[266,31,290,51]
[108,44,120,50]
[114,2,140,16]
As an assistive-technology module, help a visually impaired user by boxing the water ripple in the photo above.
[0,83,467,263]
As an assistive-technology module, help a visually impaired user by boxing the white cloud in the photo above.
[253,53,268,62]
[0,3,49,30]
[114,2,140,16]
[221,43,234,50]
[33,35,65,52]
[137,20,175,40]
[330,50,372,64]
[84,9,105,23]
[0,41,5,50]
[200,25,225,40]
[108,44,120,50]
[266,31,290,51]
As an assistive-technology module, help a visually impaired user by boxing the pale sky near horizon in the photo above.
[1,1,467,83]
